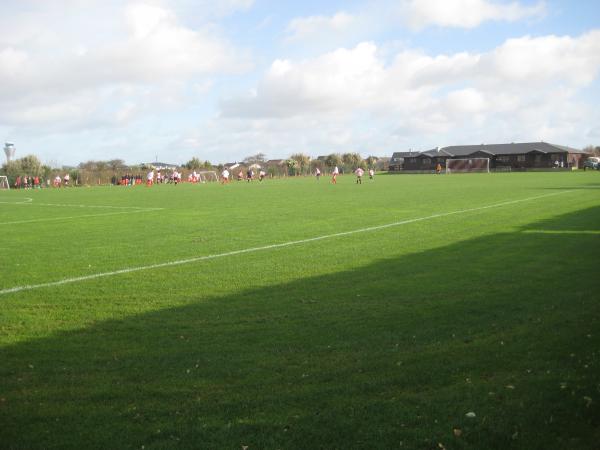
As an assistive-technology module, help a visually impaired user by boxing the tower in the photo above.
[4,143,15,163]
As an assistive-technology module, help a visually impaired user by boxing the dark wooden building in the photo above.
[389,142,589,172]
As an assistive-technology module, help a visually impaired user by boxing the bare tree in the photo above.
[108,159,127,171]
[243,153,267,165]
[583,145,600,156]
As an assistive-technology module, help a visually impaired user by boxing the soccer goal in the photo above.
[0,175,9,189]
[198,171,219,182]
[446,158,490,174]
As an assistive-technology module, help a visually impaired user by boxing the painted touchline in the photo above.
[0,190,571,296]
[0,198,162,210]
[2,208,164,225]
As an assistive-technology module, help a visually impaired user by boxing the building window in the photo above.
[408,158,416,163]
[497,155,510,162]
[421,158,431,165]
[517,155,526,162]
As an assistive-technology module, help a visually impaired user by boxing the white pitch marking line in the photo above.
[0,197,33,204]
[26,202,163,210]
[1,198,163,224]
[0,190,571,296]
[0,200,161,210]
[2,208,161,225]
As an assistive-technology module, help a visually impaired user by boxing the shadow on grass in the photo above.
[1,207,600,449]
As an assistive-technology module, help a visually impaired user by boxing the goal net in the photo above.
[198,171,218,182]
[0,175,9,189]
[446,158,490,174]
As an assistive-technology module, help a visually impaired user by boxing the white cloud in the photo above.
[181,0,254,19]
[221,42,387,118]
[401,0,546,30]
[223,30,600,117]
[286,12,356,41]
[216,30,600,156]
[482,32,600,86]
[0,2,248,128]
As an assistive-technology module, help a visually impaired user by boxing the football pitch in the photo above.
[1,172,599,449]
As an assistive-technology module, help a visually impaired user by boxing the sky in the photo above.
[1,0,599,166]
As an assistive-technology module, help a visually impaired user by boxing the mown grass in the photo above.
[1,172,599,449]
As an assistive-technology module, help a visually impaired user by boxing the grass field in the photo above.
[1,172,599,449]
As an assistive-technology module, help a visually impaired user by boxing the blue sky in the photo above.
[1,0,599,166]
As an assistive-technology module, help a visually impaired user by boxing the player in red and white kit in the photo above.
[355,167,364,184]
[146,170,154,186]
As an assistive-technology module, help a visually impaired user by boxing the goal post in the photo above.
[198,171,218,182]
[0,175,9,189]
[445,158,490,174]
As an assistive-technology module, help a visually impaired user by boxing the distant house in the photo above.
[389,142,589,172]
[389,150,439,171]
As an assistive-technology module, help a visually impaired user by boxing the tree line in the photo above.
[5,145,599,186]
[582,145,600,156]
[1,151,389,186]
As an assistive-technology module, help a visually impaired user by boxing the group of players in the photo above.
[10,165,376,190]
[135,164,379,187]
[219,168,268,184]
[219,166,375,185]
[144,169,213,186]
[13,174,71,189]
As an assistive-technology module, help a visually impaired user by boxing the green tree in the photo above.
[325,153,342,169]
[286,159,299,176]
[1,160,22,185]
[310,159,324,173]
[342,152,363,172]
[19,155,43,176]
[365,155,378,168]
[289,153,311,175]
[41,165,52,179]
[185,157,203,170]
